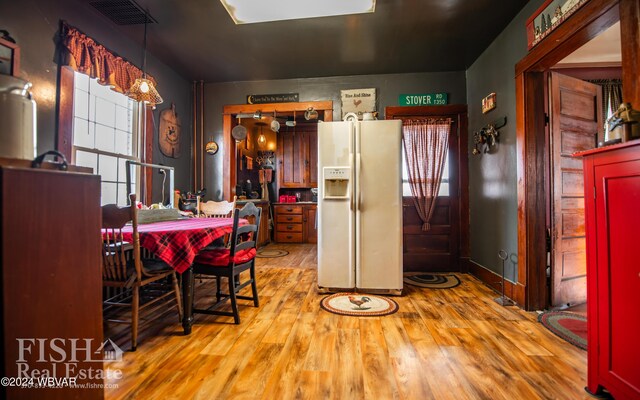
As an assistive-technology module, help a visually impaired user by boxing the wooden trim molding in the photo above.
[469,260,526,307]
[221,101,333,201]
[57,66,74,160]
[514,0,639,310]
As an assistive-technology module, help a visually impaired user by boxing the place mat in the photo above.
[403,273,460,289]
[256,248,289,258]
[320,293,399,317]
[538,311,587,350]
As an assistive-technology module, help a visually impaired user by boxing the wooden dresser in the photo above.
[0,159,104,400]
[577,141,640,400]
[273,203,317,243]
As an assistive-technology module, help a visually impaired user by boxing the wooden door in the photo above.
[549,72,601,308]
[278,131,305,187]
[303,205,317,243]
[306,130,318,187]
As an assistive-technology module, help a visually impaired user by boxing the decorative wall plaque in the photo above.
[247,93,299,104]
[159,103,181,158]
[341,88,376,119]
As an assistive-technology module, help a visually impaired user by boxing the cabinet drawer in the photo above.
[277,223,302,233]
[275,232,303,243]
[276,214,303,223]
[275,205,303,214]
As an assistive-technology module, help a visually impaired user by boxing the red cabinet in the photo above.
[578,141,640,400]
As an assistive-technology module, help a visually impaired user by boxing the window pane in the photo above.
[117,183,129,206]
[401,146,450,196]
[73,89,89,120]
[75,150,97,173]
[72,117,93,148]
[98,154,118,181]
[115,105,130,132]
[118,157,130,182]
[115,129,131,155]
[95,97,116,127]
[95,124,115,153]
[101,182,117,206]
[74,72,89,91]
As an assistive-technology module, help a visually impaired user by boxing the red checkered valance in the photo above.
[60,21,156,94]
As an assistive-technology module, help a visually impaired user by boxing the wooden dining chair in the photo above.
[199,196,237,218]
[102,194,183,351]
[192,202,261,324]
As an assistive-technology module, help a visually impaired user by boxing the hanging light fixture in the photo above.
[257,122,267,147]
[126,11,163,106]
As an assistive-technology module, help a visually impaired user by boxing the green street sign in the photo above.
[398,93,448,106]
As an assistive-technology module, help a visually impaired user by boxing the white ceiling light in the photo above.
[220,0,375,24]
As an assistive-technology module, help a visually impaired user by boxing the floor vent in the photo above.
[89,0,157,25]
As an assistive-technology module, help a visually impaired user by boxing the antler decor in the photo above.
[472,117,507,155]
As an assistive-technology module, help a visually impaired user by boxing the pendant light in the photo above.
[258,123,267,147]
[126,12,163,106]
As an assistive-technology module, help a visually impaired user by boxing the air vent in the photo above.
[89,0,157,25]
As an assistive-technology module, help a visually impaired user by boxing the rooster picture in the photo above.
[348,295,372,310]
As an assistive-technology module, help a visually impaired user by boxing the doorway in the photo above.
[385,105,469,273]
[516,0,639,310]
[546,22,622,309]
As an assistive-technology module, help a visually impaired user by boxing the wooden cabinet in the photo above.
[236,201,270,247]
[303,204,317,243]
[273,204,316,243]
[0,159,104,400]
[578,141,640,400]
[278,127,317,188]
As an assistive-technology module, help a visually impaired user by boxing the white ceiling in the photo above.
[557,22,621,65]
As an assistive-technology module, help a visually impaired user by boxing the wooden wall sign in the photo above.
[482,93,497,114]
[341,88,376,119]
[247,93,299,104]
[159,103,181,158]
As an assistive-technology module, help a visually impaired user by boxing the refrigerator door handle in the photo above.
[349,152,355,211]
[356,153,362,211]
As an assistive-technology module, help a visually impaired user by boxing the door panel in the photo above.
[549,71,601,307]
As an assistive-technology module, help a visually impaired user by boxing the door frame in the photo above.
[221,101,333,201]
[516,0,639,310]
[385,104,470,272]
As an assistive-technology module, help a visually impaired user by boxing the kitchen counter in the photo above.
[272,202,317,205]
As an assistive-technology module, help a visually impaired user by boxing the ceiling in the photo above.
[79,0,529,83]
[557,21,621,66]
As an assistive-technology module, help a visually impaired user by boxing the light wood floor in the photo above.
[105,243,589,400]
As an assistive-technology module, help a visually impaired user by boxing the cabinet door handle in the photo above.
[286,208,293,212]
[286,217,293,221]
[287,225,293,230]
[287,235,292,239]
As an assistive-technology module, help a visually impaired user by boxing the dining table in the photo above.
[117,217,237,334]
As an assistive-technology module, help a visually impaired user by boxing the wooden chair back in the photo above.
[199,196,237,218]
[101,194,142,284]
[228,202,261,260]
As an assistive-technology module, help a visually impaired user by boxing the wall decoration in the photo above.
[482,93,497,114]
[526,0,589,50]
[398,93,448,106]
[341,88,376,119]
[247,93,299,104]
[205,139,218,155]
[159,103,181,158]
[472,117,507,155]
[0,35,20,76]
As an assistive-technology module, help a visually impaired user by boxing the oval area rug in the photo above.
[403,273,460,289]
[256,248,289,258]
[320,293,399,317]
[538,311,587,350]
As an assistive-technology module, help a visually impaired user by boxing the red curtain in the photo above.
[402,119,451,231]
[60,21,156,94]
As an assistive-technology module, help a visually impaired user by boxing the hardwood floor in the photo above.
[105,244,589,399]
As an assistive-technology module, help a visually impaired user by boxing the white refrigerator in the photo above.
[317,119,403,295]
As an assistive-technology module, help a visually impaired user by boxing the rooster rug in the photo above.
[320,293,399,317]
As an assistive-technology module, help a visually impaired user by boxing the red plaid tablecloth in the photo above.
[115,218,237,274]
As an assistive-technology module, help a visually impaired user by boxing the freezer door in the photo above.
[317,121,355,290]
[355,120,403,291]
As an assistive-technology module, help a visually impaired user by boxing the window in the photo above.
[72,71,138,205]
[401,148,449,197]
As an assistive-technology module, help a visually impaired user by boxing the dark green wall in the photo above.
[0,0,193,200]
[203,71,466,200]
[466,0,546,281]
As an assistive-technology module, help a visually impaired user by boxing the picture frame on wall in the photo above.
[0,37,20,76]
[525,0,589,50]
